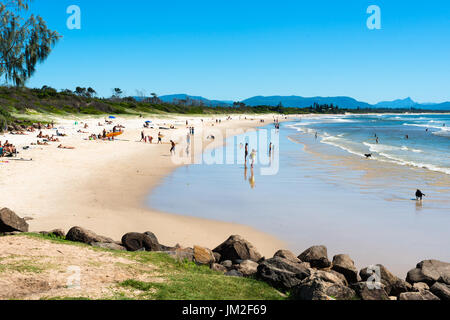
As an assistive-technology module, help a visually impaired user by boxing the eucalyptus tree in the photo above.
[0,0,61,86]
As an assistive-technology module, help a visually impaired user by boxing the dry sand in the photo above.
[0,114,287,256]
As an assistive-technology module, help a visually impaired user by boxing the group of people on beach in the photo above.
[0,140,16,156]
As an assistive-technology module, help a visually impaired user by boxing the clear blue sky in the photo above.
[25,0,450,104]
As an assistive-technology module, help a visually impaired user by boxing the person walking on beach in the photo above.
[170,140,176,155]
[140,131,145,142]
[269,143,273,157]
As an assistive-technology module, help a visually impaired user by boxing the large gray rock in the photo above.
[351,282,390,300]
[331,254,359,284]
[273,249,301,263]
[398,291,440,301]
[237,260,259,277]
[121,232,161,251]
[430,282,450,300]
[213,235,262,262]
[211,263,227,273]
[412,282,429,292]
[213,235,262,263]
[257,256,311,290]
[0,208,29,233]
[298,245,331,269]
[66,226,115,245]
[406,260,450,285]
[360,264,411,296]
[292,278,355,300]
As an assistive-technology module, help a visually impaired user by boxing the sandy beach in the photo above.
[0,114,286,257]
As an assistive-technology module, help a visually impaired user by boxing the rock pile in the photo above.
[1,207,449,301]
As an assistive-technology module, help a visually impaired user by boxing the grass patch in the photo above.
[6,234,285,300]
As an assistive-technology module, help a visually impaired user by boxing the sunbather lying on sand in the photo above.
[58,144,75,149]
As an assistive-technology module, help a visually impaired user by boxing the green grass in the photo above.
[7,233,286,300]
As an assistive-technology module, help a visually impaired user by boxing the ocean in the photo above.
[148,114,450,276]
[289,114,450,175]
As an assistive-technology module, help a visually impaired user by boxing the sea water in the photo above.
[148,115,450,276]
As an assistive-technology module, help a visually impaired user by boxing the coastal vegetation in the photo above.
[0,85,447,131]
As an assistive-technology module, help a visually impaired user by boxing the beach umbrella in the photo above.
[109,116,116,119]
[145,121,152,123]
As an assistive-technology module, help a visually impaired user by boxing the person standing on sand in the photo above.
[140,131,145,142]
[158,132,162,144]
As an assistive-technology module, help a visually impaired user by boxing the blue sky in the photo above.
[24,0,450,104]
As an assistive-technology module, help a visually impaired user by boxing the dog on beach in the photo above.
[416,189,425,201]
[364,153,372,159]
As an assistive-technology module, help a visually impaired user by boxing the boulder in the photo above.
[213,252,221,263]
[298,245,331,269]
[166,247,194,262]
[406,260,450,285]
[221,260,233,269]
[121,232,160,251]
[360,264,410,296]
[398,291,440,301]
[213,235,262,263]
[331,254,359,284]
[430,282,450,300]
[0,208,29,233]
[91,242,126,251]
[225,270,244,277]
[193,245,215,265]
[412,282,429,292]
[351,282,390,300]
[211,263,227,273]
[308,270,348,286]
[292,278,355,300]
[273,249,301,263]
[237,260,259,277]
[257,256,311,290]
[66,226,115,245]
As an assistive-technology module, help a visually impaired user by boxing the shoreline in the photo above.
[0,114,288,257]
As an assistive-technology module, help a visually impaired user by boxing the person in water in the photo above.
[244,143,249,163]
[416,189,425,201]
[250,149,257,168]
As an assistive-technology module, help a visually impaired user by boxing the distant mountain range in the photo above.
[150,94,450,110]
